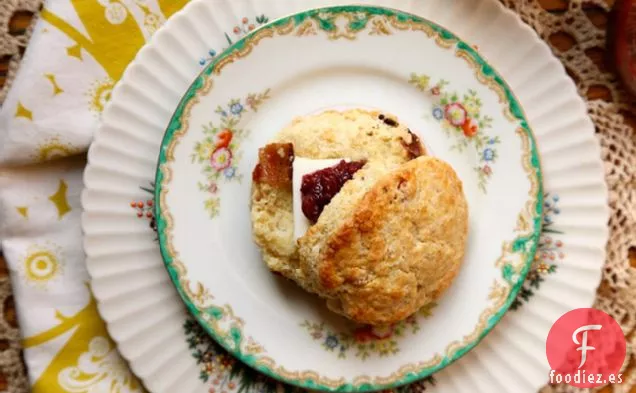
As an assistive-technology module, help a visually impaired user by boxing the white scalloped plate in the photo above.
[81,1,608,393]
[153,5,547,391]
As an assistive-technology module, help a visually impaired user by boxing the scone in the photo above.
[251,109,424,283]
[250,109,468,325]
[298,156,468,325]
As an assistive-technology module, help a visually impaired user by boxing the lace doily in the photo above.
[0,0,633,392]
[0,3,43,393]
[0,0,40,104]
[0,255,28,393]
[497,1,636,391]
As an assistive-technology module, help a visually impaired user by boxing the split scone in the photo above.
[251,109,423,281]
[250,109,467,325]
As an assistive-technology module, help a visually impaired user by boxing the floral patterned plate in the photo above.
[154,5,544,391]
[82,1,608,393]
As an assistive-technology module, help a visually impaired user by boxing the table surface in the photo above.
[0,1,632,392]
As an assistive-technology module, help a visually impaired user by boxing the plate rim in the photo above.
[153,5,544,392]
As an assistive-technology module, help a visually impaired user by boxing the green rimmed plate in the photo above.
[154,5,542,392]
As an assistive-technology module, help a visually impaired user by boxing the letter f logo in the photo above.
[572,325,602,369]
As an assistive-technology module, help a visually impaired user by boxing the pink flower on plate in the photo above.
[246,96,256,110]
[482,165,492,176]
[370,325,394,339]
[210,147,232,171]
[444,103,468,127]
[353,326,375,343]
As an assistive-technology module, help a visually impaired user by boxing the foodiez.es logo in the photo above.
[546,308,626,387]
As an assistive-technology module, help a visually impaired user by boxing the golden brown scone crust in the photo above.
[251,109,424,284]
[297,156,468,325]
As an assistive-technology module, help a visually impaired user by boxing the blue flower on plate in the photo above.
[483,148,495,161]
[224,167,236,179]
[230,102,244,115]
[488,137,497,145]
[553,194,560,202]
[209,49,217,57]
[432,106,444,120]
[324,335,339,349]
[198,58,206,66]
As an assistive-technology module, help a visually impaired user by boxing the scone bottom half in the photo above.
[250,110,467,325]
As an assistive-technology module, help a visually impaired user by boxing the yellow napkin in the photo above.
[0,1,188,391]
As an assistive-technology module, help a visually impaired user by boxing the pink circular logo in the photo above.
[546,308,626,387]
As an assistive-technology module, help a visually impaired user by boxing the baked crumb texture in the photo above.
[251,109,467,325]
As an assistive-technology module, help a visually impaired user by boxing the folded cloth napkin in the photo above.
[0,0,189,391]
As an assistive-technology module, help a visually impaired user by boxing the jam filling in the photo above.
[377,114,424,159]
[253,117,422,223]
[402,129,424,159]
[300,160,366,223]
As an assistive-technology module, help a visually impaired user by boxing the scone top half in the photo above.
[251,109,468,326]
[298,156,468,325]
[251,109,423,280]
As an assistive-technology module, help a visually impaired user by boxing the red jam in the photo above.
[300,160,366,223]
[402,130,424,159]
